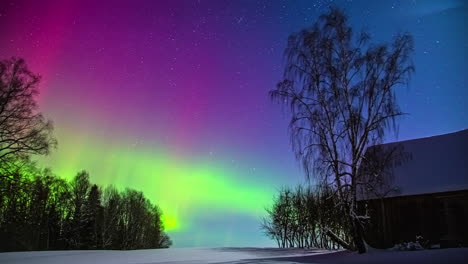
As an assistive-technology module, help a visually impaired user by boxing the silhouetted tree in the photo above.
[158,233,173,248]
[66,171,90,248]
[81,184,103,249]
[27,174,50,250]
[46,171,70,249]
[270,8,414,253]
[101,186,122,249]
[0,58,56,175]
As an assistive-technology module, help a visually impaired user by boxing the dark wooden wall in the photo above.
[358,190,468,248]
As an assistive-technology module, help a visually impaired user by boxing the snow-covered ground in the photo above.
[0,248,330,264]
[0,247,467,264]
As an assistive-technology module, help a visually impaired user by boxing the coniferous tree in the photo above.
[67,171,90,249]
[82,184,103,249]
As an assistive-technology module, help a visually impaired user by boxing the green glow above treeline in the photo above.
[37,127,278,233]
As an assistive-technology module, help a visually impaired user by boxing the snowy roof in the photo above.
[358,129,468,200]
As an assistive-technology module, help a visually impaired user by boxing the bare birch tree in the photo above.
[270,8,414,253]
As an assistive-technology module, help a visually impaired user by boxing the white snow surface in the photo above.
[0,247,330,264]
[1,247,468,264]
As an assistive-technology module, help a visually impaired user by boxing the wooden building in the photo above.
[358,129,468,248]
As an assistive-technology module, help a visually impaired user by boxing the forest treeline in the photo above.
[0,165,172,251]
[261,185,351,250]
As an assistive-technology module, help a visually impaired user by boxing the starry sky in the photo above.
[0,0,466,247]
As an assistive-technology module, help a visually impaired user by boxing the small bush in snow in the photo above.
[390,236,427,251]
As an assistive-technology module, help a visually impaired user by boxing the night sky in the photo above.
[0,0,466,247]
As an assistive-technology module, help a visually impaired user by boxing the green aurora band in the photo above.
[37,127,280,236]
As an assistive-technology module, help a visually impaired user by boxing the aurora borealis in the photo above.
[0,0,466,247]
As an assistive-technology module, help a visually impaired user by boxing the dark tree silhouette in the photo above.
[0,58,56,174]
[67,170,91,248]
[270,8,414,253]
[81,184,104,249]
[101,186,123,249]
